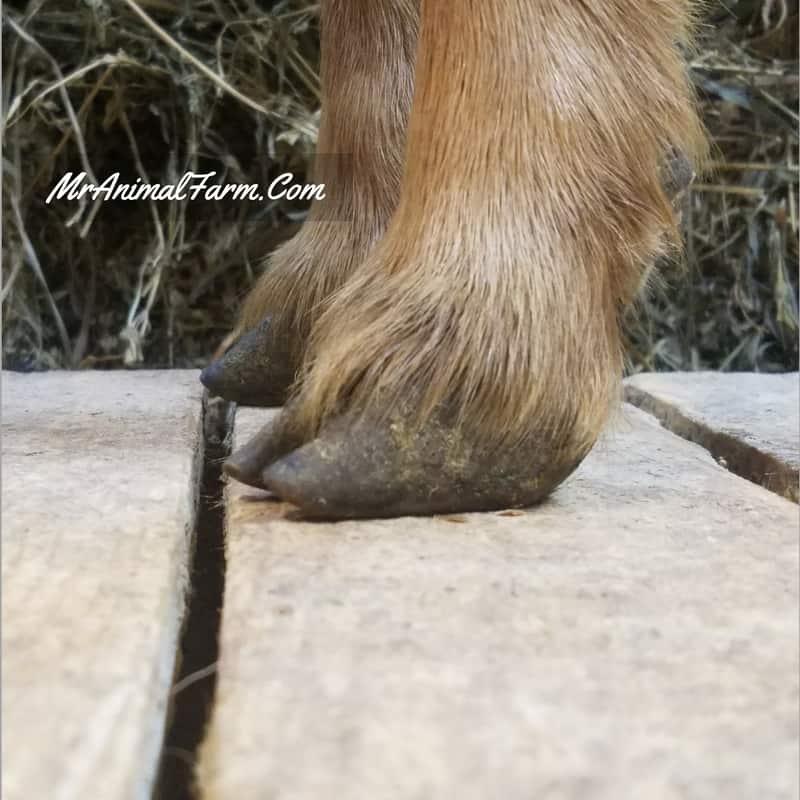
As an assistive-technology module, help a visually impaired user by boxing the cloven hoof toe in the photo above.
[260,409,585,520]
[200,317,297,407]
[223,410,304,489]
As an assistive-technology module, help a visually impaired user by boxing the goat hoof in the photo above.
[200,317,296,406]
[260,408,584,519]
[223,409,303,489]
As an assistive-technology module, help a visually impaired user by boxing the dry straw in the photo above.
[2,0,797,372]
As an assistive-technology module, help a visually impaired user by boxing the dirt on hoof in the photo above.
[260,409,585,519]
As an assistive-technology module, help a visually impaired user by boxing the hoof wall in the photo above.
[201,317,296,407]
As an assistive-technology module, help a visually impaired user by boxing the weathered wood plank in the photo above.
[2,370,203,800]
[198,403,798,800]
[626,371,799,501]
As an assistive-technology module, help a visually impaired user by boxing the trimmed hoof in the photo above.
[260,410,584,519]
[200,317,297,407]
[223,410,303,489]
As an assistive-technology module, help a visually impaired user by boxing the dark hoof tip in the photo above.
[200,316,297,406]
[200,362,224,395]
[199,358,286,407]
[261,459,305,508]
[260,458,332,518]
[199,358,249,404]
[223,454,265,490]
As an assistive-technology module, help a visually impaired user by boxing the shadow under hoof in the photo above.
[200,317,297,407]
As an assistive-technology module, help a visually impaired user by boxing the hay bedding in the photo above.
[2,0,319,369]
[2,0,797,372]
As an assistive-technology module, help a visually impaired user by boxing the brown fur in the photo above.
[244,0,707,461]
[236,0,419,352]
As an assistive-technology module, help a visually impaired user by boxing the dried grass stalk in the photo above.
[2,0,797,372]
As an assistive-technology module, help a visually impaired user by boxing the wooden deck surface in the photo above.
[627,371,799,500]
[198,402,798,800]
[2,371,203,800]
[2,370,798,800]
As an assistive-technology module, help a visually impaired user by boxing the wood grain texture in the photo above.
[198,400,798,800]
[2,370,203,800]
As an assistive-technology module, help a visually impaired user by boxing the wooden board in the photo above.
[2,370,203,800]
[198,401,799,800]
[626,371,799,500]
